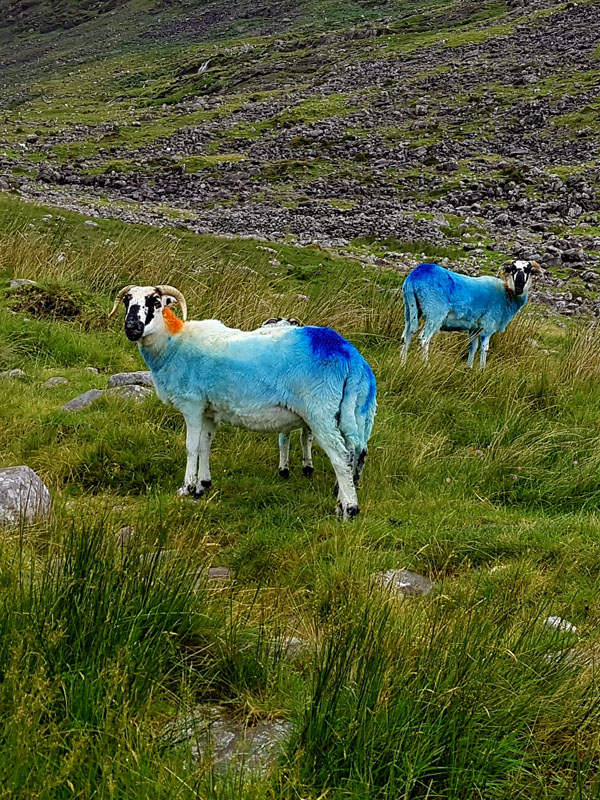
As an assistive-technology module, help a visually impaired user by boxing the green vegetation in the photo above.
[1,197,600,797]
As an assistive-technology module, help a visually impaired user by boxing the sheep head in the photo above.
[109,285,187,342]
[501,260,542,297]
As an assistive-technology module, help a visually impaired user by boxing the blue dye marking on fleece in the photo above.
[303,326,352,361]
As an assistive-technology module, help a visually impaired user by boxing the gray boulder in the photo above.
[108,371,154,388]
[43,377,68,388]
[62,389,103,411]
[0,466,51,525]
[0,369,26,379]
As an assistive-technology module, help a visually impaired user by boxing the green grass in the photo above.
[2,198,600,796]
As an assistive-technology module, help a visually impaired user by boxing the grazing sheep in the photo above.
[109,286,376,519]
[401,260,542,368]
[260,317,314,478]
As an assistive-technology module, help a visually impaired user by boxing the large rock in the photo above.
[163,705,291,774]
[0,466,51,525]
[108,371,154,388]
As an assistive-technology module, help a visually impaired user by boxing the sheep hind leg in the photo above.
[418,316,444,362]
[312,426,358,520]
[401,327,414,363]
[301,427,314,477]
[467,333,480,368]
[278,433,291,478]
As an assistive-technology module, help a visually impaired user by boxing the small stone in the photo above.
[43,377,68,388]
[83,220,99,228]
[62,389,104,411]
[86,367,99,374]
[0,466,51,525]
[544,616,577,633]
[108,371,154,388]
[116,525,136,546]
[26,133,39,144]
[208,566,232,581]
[0,369,26,379]
[106,384,154,402]
[9,279,36,288]
[372,568,434,597]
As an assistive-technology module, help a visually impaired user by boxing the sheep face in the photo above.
[109,285,186,341]
[503,260,541,297]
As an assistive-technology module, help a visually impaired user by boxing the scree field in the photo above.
[1,0,600,797]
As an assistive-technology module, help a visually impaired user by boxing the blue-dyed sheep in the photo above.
[109,285,377,519]
[401,261,542,368]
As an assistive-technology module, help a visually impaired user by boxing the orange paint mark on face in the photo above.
[163,306,184,334]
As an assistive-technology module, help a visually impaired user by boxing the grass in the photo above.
[1,197,600,796]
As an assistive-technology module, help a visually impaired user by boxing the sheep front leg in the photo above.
[178,414,202,497]
[480,334,490,369]
[467,333,480,368]
[278,433,291,478]
[301,428,314,477]
[195,416,216,496]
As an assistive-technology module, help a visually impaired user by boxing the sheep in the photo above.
[260,317,315,479]
[109,286,377,519]
[401,260,542,368]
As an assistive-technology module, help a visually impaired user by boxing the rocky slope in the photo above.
[1,0,600,315]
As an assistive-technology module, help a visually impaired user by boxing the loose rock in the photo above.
[372,568,434,596]
[108,371,154,388]
[61,388,104,411]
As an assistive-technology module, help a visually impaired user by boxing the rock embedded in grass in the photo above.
[0,369,26,379]
[108,371,154,387]
[544,616,577,633]
[372,568,434,597]
[162,705,292,775]
[106,384,154,401]
[0,466,51,525]
[61,388,104,411]
[43,376,68,387]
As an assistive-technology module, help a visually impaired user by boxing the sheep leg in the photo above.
[479,334,490,369]
[301,427,314,477]
[278,433,291,478]
[467,333,480,368]
[178,414,202,497]
[195,416,216,496]
[401,328,414,363]
[312,427,358,520]
[418,316,444,362]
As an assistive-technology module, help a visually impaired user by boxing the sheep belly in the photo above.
[207,403,303,433]
[440,311,476,332]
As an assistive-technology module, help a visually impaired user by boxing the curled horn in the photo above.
[108,285,133,318]
[497,260,513,278]
[156,285,187,321]
[529,260,543,275]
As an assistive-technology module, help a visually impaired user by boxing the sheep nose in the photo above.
[125,316,145,341]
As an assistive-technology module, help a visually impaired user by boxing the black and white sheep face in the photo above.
[122,287,176,341]
[503,260,541,297]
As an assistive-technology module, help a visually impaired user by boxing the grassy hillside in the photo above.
[2,195,600,797]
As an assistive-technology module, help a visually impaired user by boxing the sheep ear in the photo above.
[529,261,543,275]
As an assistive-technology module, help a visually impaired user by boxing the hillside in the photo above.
[1,0,599,321]
[3,2,600,798]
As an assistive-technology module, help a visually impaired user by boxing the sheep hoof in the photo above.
[200,479,212,489]
[302,465,314,478]
[279,467,290,479]
[177,484,196,497]
[336,502,360,521]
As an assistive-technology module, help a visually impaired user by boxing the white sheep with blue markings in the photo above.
[109,286,376,519]
[401,260,542,368]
